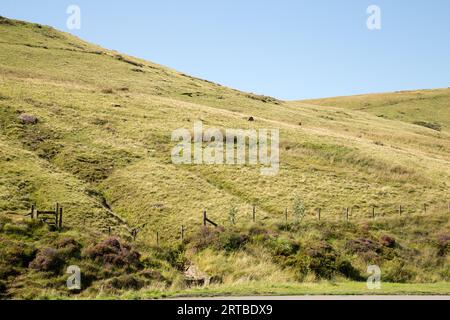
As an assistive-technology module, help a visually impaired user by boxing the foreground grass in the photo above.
[119,282,450,299]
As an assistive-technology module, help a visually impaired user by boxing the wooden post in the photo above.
[59,207,63,229]
[203,210,207,226]
[399,205,402,216]
[317,208,321,221]
[55,203,59,227]
[252,205,256,222]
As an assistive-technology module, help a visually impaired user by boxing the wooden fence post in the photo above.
[399,205,402,216]
[55,203,59,227]
[59,207,63,229]
[203,211,218,228]
[203,210,207,226]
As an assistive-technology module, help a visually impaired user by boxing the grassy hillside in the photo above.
[0,17,449,298]
[302,88,450,132]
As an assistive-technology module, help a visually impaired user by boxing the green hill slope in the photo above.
[302,88,450,132]
[1,16,449,244]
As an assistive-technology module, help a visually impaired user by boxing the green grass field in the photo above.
[0,16,449,299]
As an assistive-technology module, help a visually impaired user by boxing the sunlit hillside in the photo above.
[1,17,450,298]
[1,16,449,243]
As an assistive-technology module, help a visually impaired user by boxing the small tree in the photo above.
[228,205,237,225]
[292,195,306,224]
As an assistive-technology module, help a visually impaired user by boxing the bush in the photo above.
[248,225,277,240]
[0,265,18,280]
[188,226,222,251]
[383,259,416,283]
[2,223,30,236]
[304,242,339,279]
[218,231,248,252]
[153,245,187,271]
[436,234,450,256]
[346,238,382,254]
[29,248,64,274]
[1,243,36,268]
[336,260,363,281]
[105,275,144,290]
[55,237,82,259]
[286,241,357,280]
[189,227,248,252]
[139,269,165,282]
[380,235,396,248]
[266,237,299,257]
[83,237,141,270]
[292,196,306,223]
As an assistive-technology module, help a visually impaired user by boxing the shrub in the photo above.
[383,259,416,283]
[0,265,18,280]
[153,245,187,271]
[292,196,306,223]
[2,223,30,236]
[380,235,396,248]
[336,260,363,281]
[188,227,248,252]
[55,237,82,259]
[29,248,64,274]
[139,269,165,282]
[286,241,354,280]
[266,237,299,257]
[218,231,249,252]
[346,238,382,254]
[83,237,141,270]
[105,275,144,290]
[436,234,450,256]
[304,242,339,279]
[1,243,36,267]
[248,225,277,240]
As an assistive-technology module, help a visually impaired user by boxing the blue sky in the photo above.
[1,0,449,100]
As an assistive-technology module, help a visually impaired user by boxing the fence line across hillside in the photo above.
[22,201,450,245]
[115,201,450,245]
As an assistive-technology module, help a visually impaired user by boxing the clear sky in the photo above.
[1,0,450,100]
